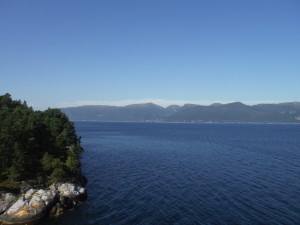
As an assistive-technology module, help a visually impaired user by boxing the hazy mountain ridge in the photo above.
[61,102,300,123]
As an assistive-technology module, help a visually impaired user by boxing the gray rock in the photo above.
[0,193,17,214]
[52,183,87,203]
[0,182,87,224]
[0,188,58,224]
[24,188,35,200]
[4,198,26,215]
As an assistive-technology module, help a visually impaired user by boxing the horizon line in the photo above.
[58,99,300,109]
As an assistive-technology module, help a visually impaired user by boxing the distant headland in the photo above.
[61,102,300,123]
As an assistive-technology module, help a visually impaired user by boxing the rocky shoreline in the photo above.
[0,182,87,225]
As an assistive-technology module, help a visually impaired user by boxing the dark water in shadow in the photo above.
[46,122,300,225]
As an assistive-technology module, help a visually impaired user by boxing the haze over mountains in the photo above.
[61,102,300,123]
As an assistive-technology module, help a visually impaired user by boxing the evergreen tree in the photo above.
[0,93,83,191]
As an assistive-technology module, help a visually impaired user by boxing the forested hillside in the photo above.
[0,93,83,192]
[62,102,300,123]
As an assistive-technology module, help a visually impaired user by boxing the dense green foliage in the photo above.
[0,94,83,191]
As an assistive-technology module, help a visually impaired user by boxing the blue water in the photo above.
[46,122,300,225]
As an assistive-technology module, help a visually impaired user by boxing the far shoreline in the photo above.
[71,120,300,125]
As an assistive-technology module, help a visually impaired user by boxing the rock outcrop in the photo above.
[49,183,87,214]
[0,193,17,214]
[0,183,86,225]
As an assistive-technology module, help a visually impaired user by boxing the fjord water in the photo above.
[47,122,300,225]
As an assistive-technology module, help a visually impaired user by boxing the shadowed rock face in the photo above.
[0,183,87,225]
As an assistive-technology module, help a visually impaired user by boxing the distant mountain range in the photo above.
[61,102,300,123]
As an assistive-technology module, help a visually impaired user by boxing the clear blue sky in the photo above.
[1,0,299,109]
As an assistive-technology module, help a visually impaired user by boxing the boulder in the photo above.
[0,193,17,214]
[51,183,87,203]
[0,182,87,224]
[0,189,57,224]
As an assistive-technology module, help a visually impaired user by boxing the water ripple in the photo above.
[45,122,300,225]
